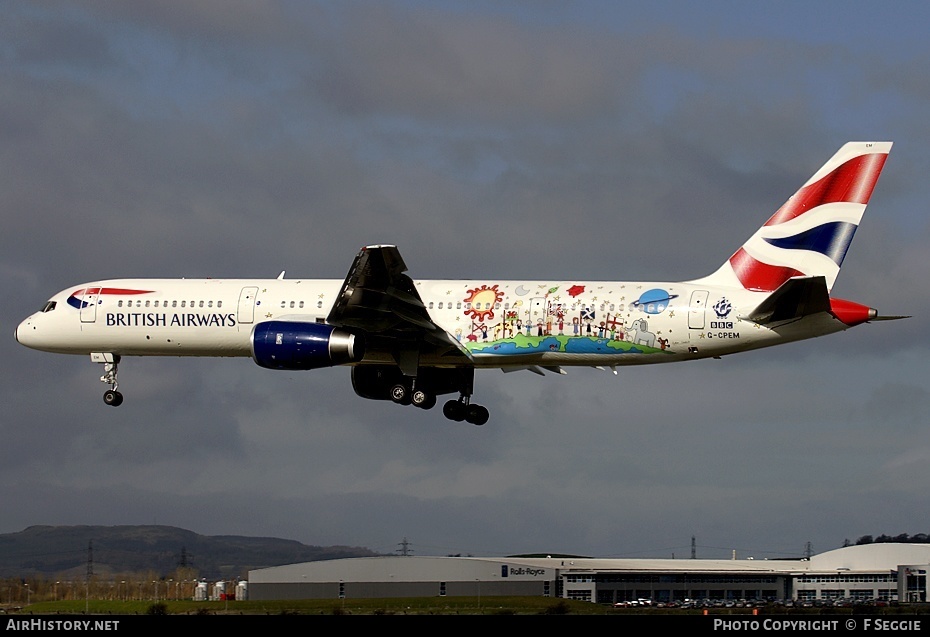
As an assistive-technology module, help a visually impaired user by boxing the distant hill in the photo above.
[0,525,381,579]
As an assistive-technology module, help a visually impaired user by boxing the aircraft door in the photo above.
[688,290,709,329]
[529,297,547,335]
[237,286,259,324]
[80,288,99,323]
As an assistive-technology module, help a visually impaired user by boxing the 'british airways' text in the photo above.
[105,313,238,327]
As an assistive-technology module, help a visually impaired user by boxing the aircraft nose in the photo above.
[15,318,35,348]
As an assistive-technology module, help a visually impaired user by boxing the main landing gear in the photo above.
[94,353,124,407]
[351,365,491,425]
[387,379,489,425]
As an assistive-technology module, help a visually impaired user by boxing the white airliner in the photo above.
[16,142,903,425]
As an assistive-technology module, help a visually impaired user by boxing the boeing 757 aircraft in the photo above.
[16,142,902,425]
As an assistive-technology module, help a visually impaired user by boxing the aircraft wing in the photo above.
[326,245,472,374]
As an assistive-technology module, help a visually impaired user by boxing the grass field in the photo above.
[5,596,599,616]
[9,598,930,616]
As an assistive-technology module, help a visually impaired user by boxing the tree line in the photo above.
[844,533,930,546]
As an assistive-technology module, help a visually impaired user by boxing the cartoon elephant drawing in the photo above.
[629,318,656,348]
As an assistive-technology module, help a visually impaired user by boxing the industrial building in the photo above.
[248,543,930,603]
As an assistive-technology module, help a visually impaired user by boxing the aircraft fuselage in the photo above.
[16,276,848,367]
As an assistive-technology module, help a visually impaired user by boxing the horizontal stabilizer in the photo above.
[742,276,831,324]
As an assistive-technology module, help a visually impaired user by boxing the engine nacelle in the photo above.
[251,321,364,371]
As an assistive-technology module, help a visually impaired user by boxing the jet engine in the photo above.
[251,321,364,370]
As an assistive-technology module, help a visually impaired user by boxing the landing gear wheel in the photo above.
[98,356,123,407]
[465,404,489,426]
[390,383,412,405]
[411,389,436,410]
[443,400,467,422]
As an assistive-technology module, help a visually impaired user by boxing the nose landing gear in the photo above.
[94,353,123,407]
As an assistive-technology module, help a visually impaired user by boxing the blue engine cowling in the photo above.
[251,321,365,370]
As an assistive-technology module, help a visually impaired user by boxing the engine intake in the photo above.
[251,321,364,370]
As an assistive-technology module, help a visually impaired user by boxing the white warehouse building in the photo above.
[248,543,930,603]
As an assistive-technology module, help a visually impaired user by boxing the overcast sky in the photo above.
[3,1,930,562]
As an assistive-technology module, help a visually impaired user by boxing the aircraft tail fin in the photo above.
[698,142,892,292]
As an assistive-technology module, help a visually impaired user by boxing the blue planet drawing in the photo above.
[632,288,678,314]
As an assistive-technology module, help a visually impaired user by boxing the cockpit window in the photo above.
[41,301,57,312]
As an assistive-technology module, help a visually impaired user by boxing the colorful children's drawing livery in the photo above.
[17,143,905,426]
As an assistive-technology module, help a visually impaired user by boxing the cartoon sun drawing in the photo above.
[463,284,504,321]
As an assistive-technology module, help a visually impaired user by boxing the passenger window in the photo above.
[208,301,213,308]
[118,300,123,308]
[199,301,204,308]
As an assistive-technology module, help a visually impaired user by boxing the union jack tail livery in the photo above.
[701,142,892,292]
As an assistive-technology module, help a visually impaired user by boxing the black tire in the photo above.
[412,389,436,410]
[103,390,123,407]
[390,383,411,405]
[466,404,489,426]
[443,400,466,421]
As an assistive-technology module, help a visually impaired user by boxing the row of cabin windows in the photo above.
[279,301,326,309]
[115,299,330,311]
[118,299,223,309]
[429,302,465,310]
